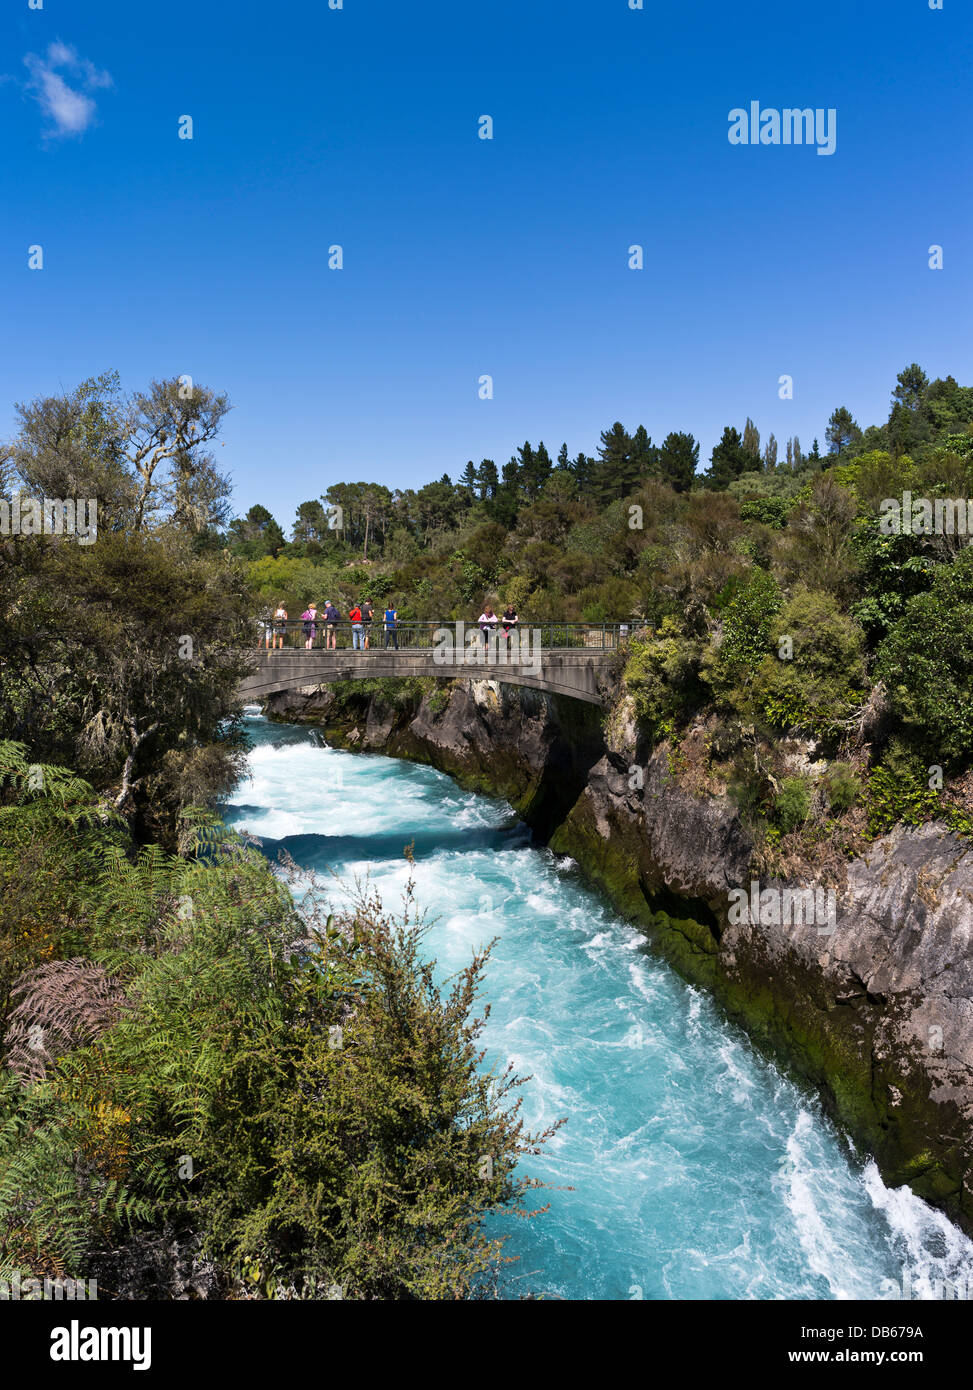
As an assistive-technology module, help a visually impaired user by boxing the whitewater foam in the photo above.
[228,715,973,1300]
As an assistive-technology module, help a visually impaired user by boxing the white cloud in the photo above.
[23,41,113,137]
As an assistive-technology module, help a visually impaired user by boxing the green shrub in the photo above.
[774,777,811,833]
[751,588,866,739]
[866,740,939,836]
[875,547,973,761]
[702,570,783,717]
[822,761,861,814]
[0,755,553,1299]
[624,619,702,739]
[738,497,790,529]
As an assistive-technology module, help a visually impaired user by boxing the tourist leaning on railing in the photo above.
[477,606,498,642]
[301,604,319,649]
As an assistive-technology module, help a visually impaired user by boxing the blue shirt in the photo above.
[384,609,397,627]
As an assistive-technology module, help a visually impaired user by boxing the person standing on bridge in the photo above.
[324,600,341,650]
[383,601,398,650]
[301,603,319,649]
[349,601,364,650]
[478,605,498,643]
[500,603,518,644]
[362,599,374,648]
[272,602,288,650]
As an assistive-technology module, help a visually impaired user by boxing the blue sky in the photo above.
[3,0,970,527]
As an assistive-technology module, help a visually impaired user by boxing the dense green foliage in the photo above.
[0,745,553,1298]
[0,373,553,1299]
[222,363,973,847]
[5,360,973,1295]
[875,548,973,760]
[1,373,254,845]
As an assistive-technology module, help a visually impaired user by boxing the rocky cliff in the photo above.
[262,678,973,1233]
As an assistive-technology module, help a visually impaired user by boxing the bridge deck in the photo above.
[238,645,617,706]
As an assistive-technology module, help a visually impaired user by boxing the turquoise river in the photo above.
[225,711,973,1301]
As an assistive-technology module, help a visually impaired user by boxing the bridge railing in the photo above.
[254,619,631,651]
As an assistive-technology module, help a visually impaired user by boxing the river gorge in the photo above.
[226,706,973,1301]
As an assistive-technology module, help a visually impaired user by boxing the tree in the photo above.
[516,442,536,500]
[125,378,232,531]
[825,406,862,458]
[705,568,782,692]
[631,425,658,481]
[595,422,635,502]
[889,363,932,456]
[359,485,387,560]
[227,504,285,557]
[542,468,578,504]
[7,372,136,529]
[778,475,859,595]
[323,483,393,553]
[521,441,552,500]
[763,433,778,471]
[875,547,973,760]
[706,426,753,489]
[0,530,253,838]
[743,418,761,461]
[8,372,233,536]
[571,451,597,497]
[493,456,522,525]
[292,499,329,545]
[658,432,699,492]
[459,460,478,499]
[892,363,930,415]
[476,458,498,502]
[1,373,252,837]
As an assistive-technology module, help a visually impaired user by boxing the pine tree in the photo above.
[763,433,778,471]
[459,460,478,498]
[658,432,699,492]
[825,408,862,458]
[595,422,634,503]
[631,425,658,481]
[571,451,597,498]
[492,456,521,524]
[557,442,569,471]
[293,500,328,544]
[743,418,761,462]
[522,441,552,499]
[228,504,285,556]
[706,426,752,489]
[476,458,498,501]
[516,442,534,497]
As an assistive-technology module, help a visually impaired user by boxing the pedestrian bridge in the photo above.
[238,622,628,707]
